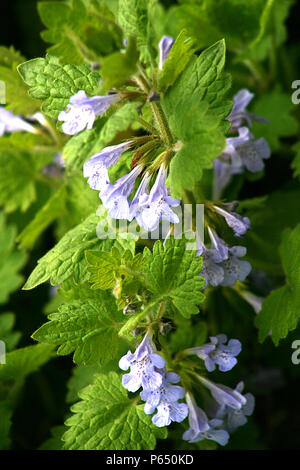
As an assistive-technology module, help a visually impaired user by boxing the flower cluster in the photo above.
[119,333,188,427]
[197,225,251,288]
[84,144,180,231]
[182,335,254,445]
[186,334,242,372]
[213,89,270,198]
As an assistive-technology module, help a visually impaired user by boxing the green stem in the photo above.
[150,101,173,146]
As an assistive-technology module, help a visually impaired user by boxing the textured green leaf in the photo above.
[163,40,230,198]
[101,38,138,89]
[143,238,205,318]
[256,224,300,344]
[18,55,100,118]
[32,294,124,365]
[158,29,195,92]
[63,372,167,450]
[38,0,122,65]
[23,212,135,290]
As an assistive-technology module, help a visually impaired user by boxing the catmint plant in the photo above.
[1,0,296,453]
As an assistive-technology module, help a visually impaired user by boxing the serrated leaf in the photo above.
[32,294,124,365]
[255,224,300,344]
[18,55,100,118]
[23,211,135,290]
[38,0,122,65]
[142,238,205,318]
[101,37,138,89]
[158,29,195,92]
[63,372,167,450]
[163,40,230,198]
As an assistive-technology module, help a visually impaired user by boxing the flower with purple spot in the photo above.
[220,246,252,287]
[133,165,180,232]
[58,90,120,135]
[187,334,242,372]
[119,332,166,392]
[141,371,188,427]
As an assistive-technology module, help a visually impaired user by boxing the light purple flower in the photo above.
[199,376,247,411]
[187,334,242,372]
[213,158,243,199]
[83,141,133,191]
[0,107,37,135]
[141,372,188,427]
[214,205,251,237]
[58,90,119,135]
[220,246,252,287]
[133,165,180,232]
[222,127,271,173]
[197,241,224,288]
[182,394,229,446]
[227,89,268,130]
[119,333,166,393]
[158,36,175,69]
[215,382,255,432]
[100,164,142,219]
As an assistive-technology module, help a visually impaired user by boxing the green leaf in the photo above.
[163,40,230,198]
[0,63,40,115]
[0,313,21,352]
[18,55,100,118]
[23,211,135,290]
[17,185,67,249]
[32,293,124,365]
[101,38,138,89]
[255,224,300,345]
[143,238,205,318]
[63,372,167,450]
[158,29,195,92]
[0,133,56,213]
[0,214,26,304]
[39,426,65,450]
[0,46,25,67]
[0,401,13,449]
[38,0,122,65]
[252,90,298,150]
[62,102,140,171]
[118,0,156,62]
[0,344,55,382]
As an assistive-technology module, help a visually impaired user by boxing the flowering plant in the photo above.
[0,0,299,451]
